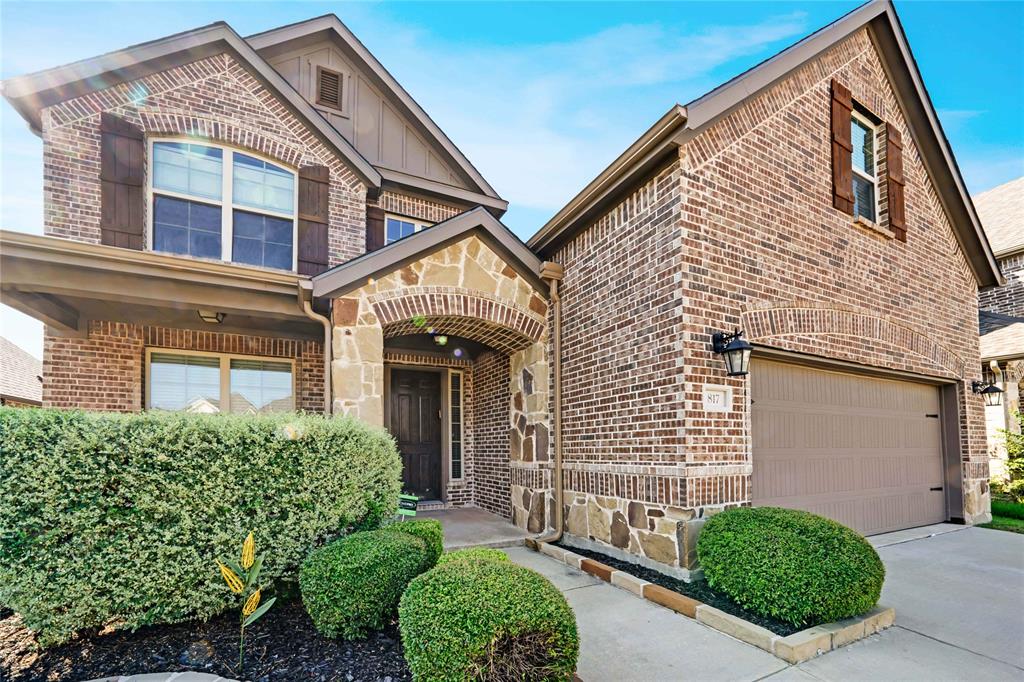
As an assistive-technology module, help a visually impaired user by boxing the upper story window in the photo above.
[150,140,297,271]
[385,214,432,245]
[850,112,878,223]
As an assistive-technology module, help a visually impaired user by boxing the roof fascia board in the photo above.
[379,169,508,214]
[247,15,502,201]
[527,105,687,253]
[1,24,383,189]
[313,207,544,298]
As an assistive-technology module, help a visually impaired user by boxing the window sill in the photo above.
[852,216,895,240]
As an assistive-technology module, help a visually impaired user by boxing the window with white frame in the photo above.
[150,140,297,271]
[449,370,464,480]
[850,112,878,223]
[385,214,432,245]
[147,350,294,414]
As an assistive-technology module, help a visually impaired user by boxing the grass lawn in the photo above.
[980,497,1024,534]
[981,515,1024,534]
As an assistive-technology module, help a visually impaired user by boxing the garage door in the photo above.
[752,359,946,535]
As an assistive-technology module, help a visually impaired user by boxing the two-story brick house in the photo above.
[974,177,1023,484]
[1,0,1002,574]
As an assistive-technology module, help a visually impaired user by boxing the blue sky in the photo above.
[2,1,1022,356]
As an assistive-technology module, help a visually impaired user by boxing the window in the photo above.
[449,370,464,480]
[150,140,297,270]
[147,350,294,414]
[385,215,431,245]
[850,112,878,223]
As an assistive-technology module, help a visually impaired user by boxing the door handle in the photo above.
[930,487,943,492]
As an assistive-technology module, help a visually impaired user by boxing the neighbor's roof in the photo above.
[0,16,505,211]
[973,177,1024,257]
[0,336,42,405]
[979,311,1024,362]
[528,0,1003,289]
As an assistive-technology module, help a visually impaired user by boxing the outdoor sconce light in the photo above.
[712,329,753,377]
[433,335,449,347]
[972,380,1003,407]
[197,309,225,324]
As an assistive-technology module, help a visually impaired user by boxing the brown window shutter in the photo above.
[366,206,386,253]
[830,79,854,215]
[100,113,144,250]
[886,123,907,242]
[297,165,330,275]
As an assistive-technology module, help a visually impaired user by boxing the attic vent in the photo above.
[316,66,343,111]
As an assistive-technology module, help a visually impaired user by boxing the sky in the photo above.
[1,0,1022,358]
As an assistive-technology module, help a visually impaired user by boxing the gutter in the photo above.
[533,261,565,545]
[298,280,332,415]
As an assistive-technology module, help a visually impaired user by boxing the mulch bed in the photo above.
[0,600,411,682]
[555,543,806,636]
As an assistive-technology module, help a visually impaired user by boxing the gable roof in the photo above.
[529,0,1004,288]
[973,177,1024,257]
[979,311,1024,362]
[0,337,43,405]
[312,206,543,298]
[246,15,503,205]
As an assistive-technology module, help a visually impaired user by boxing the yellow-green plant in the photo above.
[217,531,276,675]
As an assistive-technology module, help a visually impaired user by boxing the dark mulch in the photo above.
[0,600,411,682]
[556,543,806,636]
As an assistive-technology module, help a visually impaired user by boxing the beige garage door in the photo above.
[752,359,946,535]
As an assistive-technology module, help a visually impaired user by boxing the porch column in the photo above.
[330,295,384,426]
[509,338,554,532]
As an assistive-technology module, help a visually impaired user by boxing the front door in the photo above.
[389,369,442,500]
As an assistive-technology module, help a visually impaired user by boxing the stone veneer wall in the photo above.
[980,253,1024,318]
[43,322,324,413]
[473,351,511,518]
[41,53,367,266]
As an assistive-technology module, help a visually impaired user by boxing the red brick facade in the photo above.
[980,253,1024,318]
[472,350,512,517]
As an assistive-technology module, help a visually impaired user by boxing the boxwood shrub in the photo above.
[0,407,401,647]
[300,529,429,639]
[383,518,444,569]
[436,547,510,566]
[399,559,578,681]
[696,507,885,626]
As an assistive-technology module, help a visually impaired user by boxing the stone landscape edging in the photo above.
[531,541,895,664]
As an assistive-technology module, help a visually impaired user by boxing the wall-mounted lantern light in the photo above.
[972,380,1003,407]
[712,329,753,377]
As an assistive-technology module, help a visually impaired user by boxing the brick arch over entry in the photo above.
[742,304,967,378]
[371,288,544,354]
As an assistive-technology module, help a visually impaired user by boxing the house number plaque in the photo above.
[702,385,732,413]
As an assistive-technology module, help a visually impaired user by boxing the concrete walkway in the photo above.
[421,507,530,549]
[505,525,1024,682]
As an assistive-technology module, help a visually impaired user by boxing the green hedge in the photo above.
[0,407,401,646]
[436,547,510,566]
[384,519,444,569]
[300,529,429,639]
[399,559,578,681]
[697,507,885,626]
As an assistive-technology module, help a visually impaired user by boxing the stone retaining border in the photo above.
[533,541,895,664]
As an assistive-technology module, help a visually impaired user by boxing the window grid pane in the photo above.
[232,153,295,215]
[232,210,294,269]
[149,353,221,412]
[229,359,294,414]
[153,195,222,259]
[450,372,463,479]
[853,175,876,222]
[851,118,875,176]
[386,217,417,245]
[153,142,223,200]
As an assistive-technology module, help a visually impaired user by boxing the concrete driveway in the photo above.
[506,524,1024,681]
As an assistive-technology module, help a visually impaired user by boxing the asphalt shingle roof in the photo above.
[0,336,42,404]
[979,311,1024,361]
[973,176,1024,256]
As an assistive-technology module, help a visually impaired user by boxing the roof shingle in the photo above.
[973,176,1024,256]
[0,337,42,404]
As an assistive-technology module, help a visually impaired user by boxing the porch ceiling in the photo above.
[0,230,321,340]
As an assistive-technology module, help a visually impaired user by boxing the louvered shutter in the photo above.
[297,165,330,275]
[886,123,907,242]
[366,206,386,253]
[100,113,145,249]
[316,66,343,111]
[830,79,854,215]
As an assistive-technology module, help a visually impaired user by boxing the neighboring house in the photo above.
[0,337,43,407]
[0,0,1003,574]
[974,177,1024,483]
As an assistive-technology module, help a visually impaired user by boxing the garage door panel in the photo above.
[752,359,946,536]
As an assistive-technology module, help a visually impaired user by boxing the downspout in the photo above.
[533,261,565,545]
[298,279,332,415]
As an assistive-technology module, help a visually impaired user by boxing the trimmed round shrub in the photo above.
[0,408,401,647]
[399,559,578,681]
[300,529,429,639]
[697,507,885,626]
[383,518,444,568]
[436,547,510,566]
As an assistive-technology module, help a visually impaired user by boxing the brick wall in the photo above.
[376,191,465,225]
[41,53,367,265]
[980,253,1024,317]
[472,350,511,518]
[44,321,324,413]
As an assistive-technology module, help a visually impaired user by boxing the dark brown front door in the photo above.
[389,369,442,500]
